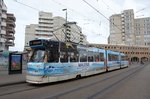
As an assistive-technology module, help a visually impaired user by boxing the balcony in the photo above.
[6,27,15,33]
[121,19,125,22]
[7,20,16,27]
[122,21,125,25]
[2,5,7,12]
[122,25,125,28]
[35,31,53,36]
[0,38,6,43]
[36,28,53,32]
[2,14,7,19]
[39,17,53,20]
[7,14,16,21]
[1,21,6,27]
[38,24,53,28]
[1,30,6,35]
[39,20,53,24]
[6,35,15,40]
[5,41,14,46]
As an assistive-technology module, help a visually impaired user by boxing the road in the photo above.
[0,63,149,99]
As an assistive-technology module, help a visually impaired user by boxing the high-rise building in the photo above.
[35,11,53,39]
[109,14,122,44]
[0,0,16,51]
[0,0,7,51]
[109,9,150,46]
[5,13,16,50]
[52,16,87,44]
[134,17,150,46]
[24,11,87,50]
[24,24,38,48]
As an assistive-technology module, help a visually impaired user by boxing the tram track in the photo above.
[0,83,38,97]
[88,65,145,99]
[0,64,146,98]
[0,81,26,88]
[46,64,146,99]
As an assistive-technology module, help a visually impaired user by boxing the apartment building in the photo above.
[109,14,122,44]
[109,9,150,46]
[0,0,16,51]
[52,16,87,44]
[0,0,7,51]
[134,17,150,46]
[24,24,38,48]
[5,13,16,50]
[35,11,54,39]
[24,11,87,50]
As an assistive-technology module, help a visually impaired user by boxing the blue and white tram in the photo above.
[106,50,121,71]
[26,39,128,84]
[106,50,129,71]
[120,53,129,68]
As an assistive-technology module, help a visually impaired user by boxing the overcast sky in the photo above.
[4,0,150,51]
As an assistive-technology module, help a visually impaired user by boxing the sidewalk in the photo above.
[0,70,26,87]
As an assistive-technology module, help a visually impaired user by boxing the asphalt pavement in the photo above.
[0,69,26,87]
[0,62,145,87]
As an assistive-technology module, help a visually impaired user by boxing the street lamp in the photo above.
[62,9,68,42]
[62,9,67,24]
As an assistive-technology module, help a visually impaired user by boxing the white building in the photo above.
[35,11,54,39]
[52,16,87,44]
[134,17,150,46]
[109,14,122,45]
[24,11,87,50]
[0,0,7,51]
[24,24,38,48]
[0,0,16,51]
[109,9,150,46]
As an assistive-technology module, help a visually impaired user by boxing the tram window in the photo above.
[121,56,128,61]
[88,51,94,62]
[47,52,54,62]
[121,56,125,61]
[94,52,100,62]
[30,50,45,62]
[47,52,59,62]
[100,53,104,61]
[80,50,87,62]
[80,54,87,62]
[54,53,59,62]
[60,52,68,62]
[88,56,94,62]
[70,52,79,62]
[108,54,118,61]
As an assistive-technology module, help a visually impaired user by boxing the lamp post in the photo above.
[62,8,67,42]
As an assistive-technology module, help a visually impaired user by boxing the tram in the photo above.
[26,39,129,84]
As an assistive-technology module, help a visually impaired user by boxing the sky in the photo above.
[4,0,150,51]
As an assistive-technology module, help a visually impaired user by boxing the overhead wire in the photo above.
[50,0,109,41]
[13,0,40,11]
[13,0,109,42]
[82,0,122,31]
[101,0,117,14]
[13,0,65,42]
[50,0,100,23]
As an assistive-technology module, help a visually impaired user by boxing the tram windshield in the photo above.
[30,50,46,62]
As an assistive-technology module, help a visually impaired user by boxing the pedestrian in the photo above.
[141,60,144,64]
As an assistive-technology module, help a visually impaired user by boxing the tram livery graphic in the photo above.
[26,39,129,84]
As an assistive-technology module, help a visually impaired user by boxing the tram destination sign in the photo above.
[29,40,42,46]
